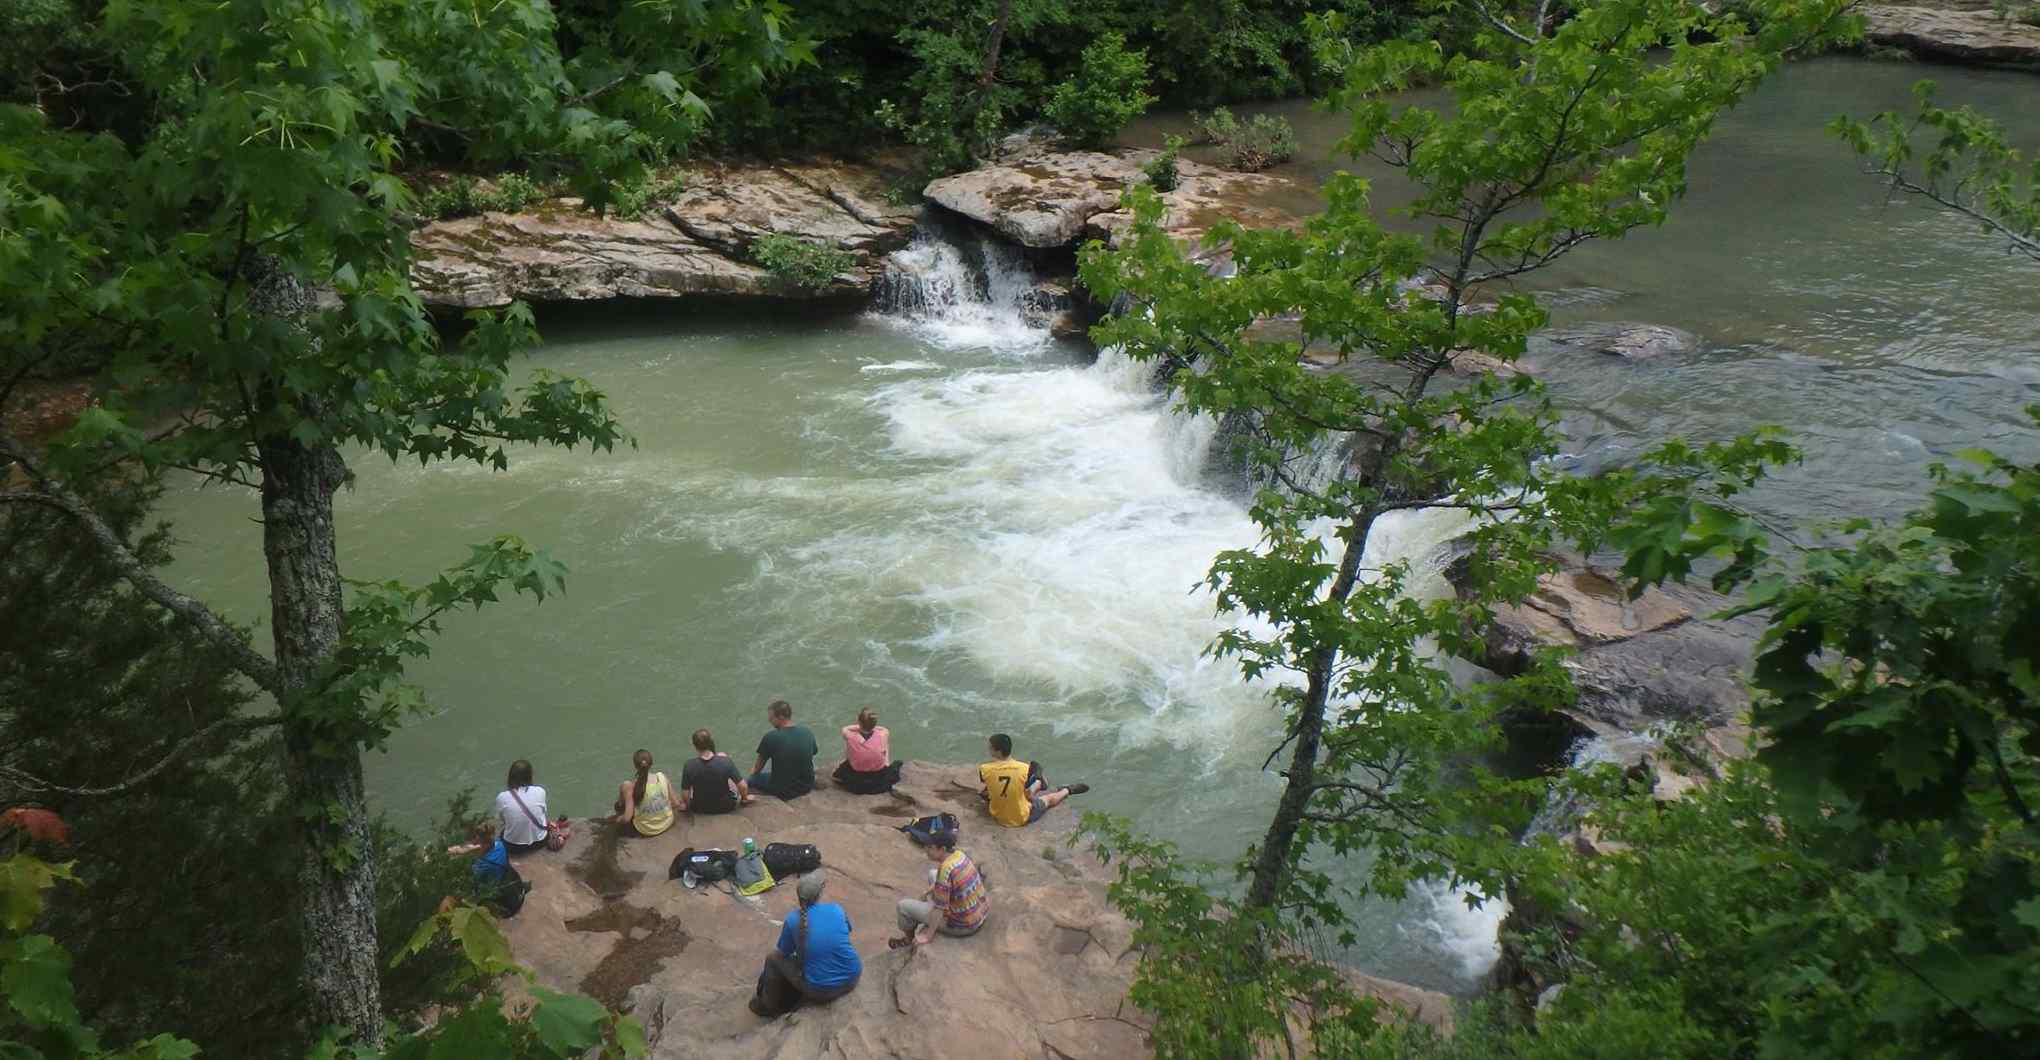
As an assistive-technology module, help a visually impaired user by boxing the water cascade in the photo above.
[868,225,1505,986]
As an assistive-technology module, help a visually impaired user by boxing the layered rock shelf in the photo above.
[1863,1,2040,67]
[922,148,1309,258]
[411,163,917,308]
[499,762,1450,1059]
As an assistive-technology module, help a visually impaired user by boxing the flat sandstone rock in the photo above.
[409,163,917,308]
[497,761,1451,1059]
[923,149,1309,253]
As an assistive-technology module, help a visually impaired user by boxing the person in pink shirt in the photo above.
[832,708,902,794]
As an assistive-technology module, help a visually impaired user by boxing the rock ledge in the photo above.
[501,761,1450,1059]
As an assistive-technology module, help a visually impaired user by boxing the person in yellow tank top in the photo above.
[977,733,1089,828]
[610,749,675,837]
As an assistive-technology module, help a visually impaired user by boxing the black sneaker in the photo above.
[1066,783,1090,796]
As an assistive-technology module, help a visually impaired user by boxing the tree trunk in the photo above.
[261,435,383,1044]
[1243,509,1376,910]
[978,0,1015,90]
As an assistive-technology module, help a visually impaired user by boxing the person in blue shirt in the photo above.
[750,870,861,1017]
[443,821,527,918]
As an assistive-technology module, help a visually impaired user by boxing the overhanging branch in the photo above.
[1,714,283,798]
[0,432,282,695]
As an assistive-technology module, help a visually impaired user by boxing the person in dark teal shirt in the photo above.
[751,871,860,1017]
[748,699,818,799]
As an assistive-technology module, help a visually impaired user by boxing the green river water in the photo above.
[155,56,2038,993]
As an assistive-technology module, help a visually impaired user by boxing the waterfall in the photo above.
[874,224,1047,353]
[865,223,1503,988]
[1522,727,1665,839]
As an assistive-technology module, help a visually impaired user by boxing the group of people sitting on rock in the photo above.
[452,708,1094,1020]
[606,700,903,835]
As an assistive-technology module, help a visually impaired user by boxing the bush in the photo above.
[1044,31,1156,148]
[1143,134,1184,192]
[485,172,543,212]
[418,173,551,219]
[1190,106,1239,146]
[1225,114,1297,171]
[751,233,856,289]
[614,172,688,220]
[420,176,479,219]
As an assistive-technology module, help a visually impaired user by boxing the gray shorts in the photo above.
[1024,794,1050,825]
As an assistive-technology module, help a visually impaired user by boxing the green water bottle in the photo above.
[743,837,756,856]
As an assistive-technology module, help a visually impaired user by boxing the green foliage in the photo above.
[1043,31,1155,148]
[1075,0,1856,1053]
[417,174,554,220]
[1078,816,1388,1056]
[1188,106,1239,145]
[0,0,794,1039]
[0,848,644,1060]
[1143,135,1184,192]
[611,172,688,221]
[1832,80,2039,263]
[1187,107,1298,171]
[1227,113,1298,171]
[750,234,855,289]
[714,0,1465,159]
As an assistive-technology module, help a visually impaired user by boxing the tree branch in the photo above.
[0,714,283,798]
[0,433,282,695]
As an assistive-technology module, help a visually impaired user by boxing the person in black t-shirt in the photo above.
[748,699,819,800]
[680,728,751,815]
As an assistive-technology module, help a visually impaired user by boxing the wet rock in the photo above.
[1543,322,1696,362]
[923,149,1307,252]
[410,162,916,308]
[1863,4,2040,67]
[1447,551,1754,736]
[500,762,1451,1060]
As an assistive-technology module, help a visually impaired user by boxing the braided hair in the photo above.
[796,891,814,964]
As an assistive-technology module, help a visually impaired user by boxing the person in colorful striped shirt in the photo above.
[889,832,988,948]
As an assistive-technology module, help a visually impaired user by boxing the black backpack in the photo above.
[483,864,528,918]
[762,842,822,878]
[898,813,960,847]
[669,847,738,883]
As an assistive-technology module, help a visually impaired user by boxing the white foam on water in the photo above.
[858,360,944,374]
[1405,881,1508,985]
[872,232,1050,354]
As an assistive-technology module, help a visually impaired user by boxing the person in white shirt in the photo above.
[494,759,550,855]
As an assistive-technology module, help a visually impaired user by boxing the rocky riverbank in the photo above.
[411,162,918,307]
[1861,0,2040,67]
[502,762,1452,1059]
[408,146,1313,309]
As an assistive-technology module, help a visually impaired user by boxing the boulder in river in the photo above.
[502,761,1452,1059]
[922,149,1309,253]
[1542,321,1696,362]
[1446,551,1756,739]
[1862,3,2040,67]
[410,162,917,308]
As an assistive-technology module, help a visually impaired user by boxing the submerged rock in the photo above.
[500,761,1450,1059]
[1863,4,2040,67]
[410,162,916,308]
[1542,321,1696,362]
[922,149,1308,254]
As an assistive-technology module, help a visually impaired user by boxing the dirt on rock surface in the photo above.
[498,761,1451,1059]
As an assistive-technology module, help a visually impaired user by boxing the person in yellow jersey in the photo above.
[977,733,1087,828]
[609,748,676,837]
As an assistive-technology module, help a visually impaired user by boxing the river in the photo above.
[155,56,2037,994]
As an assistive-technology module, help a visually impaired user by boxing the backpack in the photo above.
[899,812,960,847]
[670,847,737,883]
[733,850,775,896]
[485,865,528,918]
[762,842,822,878]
